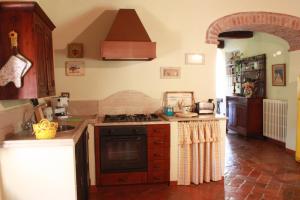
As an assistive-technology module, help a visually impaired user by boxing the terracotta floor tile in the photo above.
[89,134,300,200]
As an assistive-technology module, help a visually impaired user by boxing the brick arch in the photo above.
[206,12,300,51]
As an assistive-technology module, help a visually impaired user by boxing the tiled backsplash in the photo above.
[98,90,161,116]
[68,90,161,116]
[0,90,161,140]
[0,103,33,141]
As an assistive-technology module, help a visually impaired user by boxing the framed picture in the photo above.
[272,64,286,86]
[160,67,181,79]
[65,61,85,76]
[68,43,84,58]
[163,91,195,112]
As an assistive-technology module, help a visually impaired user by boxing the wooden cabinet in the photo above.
[94,124,170,186]
[0,2,56,99]
[226,96,263,137]
[75,127,89,200]
[147,124,170,183]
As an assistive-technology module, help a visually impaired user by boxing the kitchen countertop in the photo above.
[0,115,97,148]
[160,113,227,122]
[0,113,226,148]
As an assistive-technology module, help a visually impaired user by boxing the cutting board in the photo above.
[175,112,198,118]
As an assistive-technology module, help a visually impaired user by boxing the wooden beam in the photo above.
[217,40,224,49]
[218,31,253,39]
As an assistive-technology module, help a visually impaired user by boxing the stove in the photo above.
[103,113,161,123]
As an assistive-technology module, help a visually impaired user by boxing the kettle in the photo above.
[195,99,215,114]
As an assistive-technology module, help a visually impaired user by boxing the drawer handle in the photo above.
[153,165,161,169]
[154,141,164,145]
[153,177,161,181]
[153,153,161,158]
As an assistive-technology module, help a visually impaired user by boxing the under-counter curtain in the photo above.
[177,120,225,185]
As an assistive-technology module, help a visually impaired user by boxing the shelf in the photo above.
[242,69,263,72]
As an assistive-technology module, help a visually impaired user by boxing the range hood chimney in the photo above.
[100,9,156,61]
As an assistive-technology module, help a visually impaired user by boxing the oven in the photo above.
[99,126,147,173]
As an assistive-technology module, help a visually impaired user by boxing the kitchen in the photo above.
[1,1,300,200]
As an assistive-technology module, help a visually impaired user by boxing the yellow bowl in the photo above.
[33,120,58,139]
[35,129,57,139]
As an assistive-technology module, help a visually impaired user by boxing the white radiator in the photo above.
[263,99,288,143]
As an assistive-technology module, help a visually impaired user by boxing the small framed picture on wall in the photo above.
[160,67,181,79]
[68,43,84,58]
[65,61,85,76]
[272,64,286,86]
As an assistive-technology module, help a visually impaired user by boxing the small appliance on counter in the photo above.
[51,96,69,117]
[195,99,215,114]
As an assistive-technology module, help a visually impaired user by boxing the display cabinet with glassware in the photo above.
[226,54,266,137]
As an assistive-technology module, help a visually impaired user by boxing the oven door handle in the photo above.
[104,136,144,142]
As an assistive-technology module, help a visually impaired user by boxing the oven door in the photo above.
[100,126,147,173]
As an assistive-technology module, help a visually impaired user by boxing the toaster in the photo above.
[195,99,215,114]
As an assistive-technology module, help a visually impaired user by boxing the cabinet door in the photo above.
[236,104,247,128]
[75,128,89,200]
[34,14,55,97]
[34,18,48,97]
[227,101,237,128]
[44,30,55,95]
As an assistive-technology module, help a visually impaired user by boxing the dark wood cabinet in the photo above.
[226,96,263,137]
[0,2,56,99]
[147,124,170,183]
[75,128,89,200]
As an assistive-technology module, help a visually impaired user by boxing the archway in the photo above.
[206,12,300,51]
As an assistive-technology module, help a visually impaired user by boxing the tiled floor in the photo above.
[89,134,300,200]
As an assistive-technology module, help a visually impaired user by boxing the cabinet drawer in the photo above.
[147,124,170,137]
[148,136,169,147]
[148,147,169,160]
[148,160,168,171]
[148,171,169,183]
[100,172,147,186]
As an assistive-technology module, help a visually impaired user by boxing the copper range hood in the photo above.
[100,9,156,61]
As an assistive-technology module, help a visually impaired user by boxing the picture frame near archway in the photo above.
[272,64,286,86]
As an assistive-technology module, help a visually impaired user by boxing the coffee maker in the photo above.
[51,96,69,117]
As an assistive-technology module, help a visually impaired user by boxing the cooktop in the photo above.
[103,113,161,123]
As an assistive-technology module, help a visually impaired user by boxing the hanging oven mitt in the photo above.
[9,31,32,77]
[0,31,32,88]
[0,55,27,88]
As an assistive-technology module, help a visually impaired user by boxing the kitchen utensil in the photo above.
[0,31,32,88]
[34,103,47,122]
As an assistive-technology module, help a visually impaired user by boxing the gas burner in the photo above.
[103,113,161,123]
